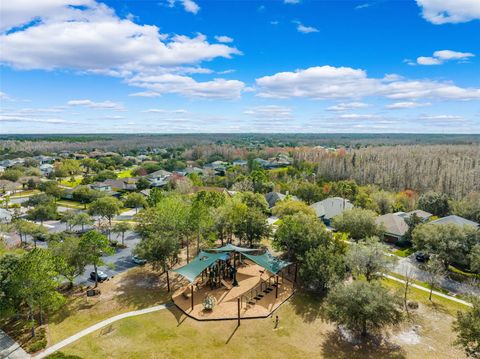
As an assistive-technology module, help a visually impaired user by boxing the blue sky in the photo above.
[1,0,479,133]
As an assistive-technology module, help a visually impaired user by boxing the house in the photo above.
[34,155,54,164]
[203,161,228,176]
[310,197,353,226]
[232,160,248,167]
[89,182,112,192]
[104,178,138,191]
[73,153,88,160]
[264,192,299,209]
[184,166,204,176]
[396,210,432,222]
[39,163,54,176]
[430,215,479,228]
[376,213,409,244]
[0,158,25,168]
[147,169,172,187]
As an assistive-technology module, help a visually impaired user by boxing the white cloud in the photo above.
[355,3,371,10]
[67,99,124,110]
[434,50,474,61]
[419,114,464,121]
[297,23,319,34]
[284,0,300,4]
[385,102,432,109]
[0,91,12,101]
[128,74,245,99]
[182,0,200,14]
[414,50,474,65]
[326,102,369,111]
[244,105,293,119]
[142,109,188,114]
[0,0,243,100]
[256,65,480,101]
[215,35,234,43]
[416,56,442,65]
[128,91,161,98]
[416,0,480,24]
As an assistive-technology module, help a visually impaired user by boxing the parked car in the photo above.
[90,270,108,282]
[415,252,429,262]
[132,255,146,265]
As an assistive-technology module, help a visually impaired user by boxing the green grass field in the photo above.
[47,272,468,359]
[60,178,83,187]
[116,167,137,179]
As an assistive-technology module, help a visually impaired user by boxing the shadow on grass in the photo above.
[46,352,83,359]
[321,330,407,359]
[289,291,327,323]
[225,324,239,344]
[113,268,175,309]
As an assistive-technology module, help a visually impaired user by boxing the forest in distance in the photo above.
[1,133,479,199]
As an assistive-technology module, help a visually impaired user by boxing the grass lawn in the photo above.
[392,247,415,258]
[60,178,83,187]
[56,200,85,209]
[10,189,40,198]
[46,267,173,346]
[116,167,137,179]
[50,276,467,359]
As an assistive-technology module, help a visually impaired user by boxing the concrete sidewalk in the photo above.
[0,329,30,359]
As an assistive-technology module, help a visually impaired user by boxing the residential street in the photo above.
[393,255,480,297]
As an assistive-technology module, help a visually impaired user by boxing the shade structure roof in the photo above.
[207,243,258,253]
[171,251,229,283]
[242,251,291,275]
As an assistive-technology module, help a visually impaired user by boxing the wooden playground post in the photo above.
[191,285,194,310]
[275,275,279,298]
[237,298,241,326]
[166,270,170,292]
[294,263,298,285]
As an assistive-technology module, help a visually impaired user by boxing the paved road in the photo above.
[0,329,30,359]
[393,255,480,297]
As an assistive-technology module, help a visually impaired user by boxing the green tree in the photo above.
[124,192,147,214]
[1,168,23,182]
[0,253,22,318]
[418,191,450,217]
[23,193,54,207]
[79,230,114,287]
[61,159,81,181]
[136,177,150,191]
[452,192,480,224]
[453,296,480,359]
[470,244,480,273]
[27,203,58,224]
[38,181,64,202]
[89,197,122,226]
[72,186,102,209]
[235,207,270,247]
[13,249,65,335]
[332,208,380,241]
[49,236,86,287]
[292,182,323,204]
[61,210,77,231]
[71,212,94,232]
[238,191,269,213]
[299,235,347,292]
[274,213,326,260]
[422,255,446,301]
[346,237,396,282]
[112,221,132,246]
[272,199,316,218]
[325,281,402,338]
[413,223,476,268]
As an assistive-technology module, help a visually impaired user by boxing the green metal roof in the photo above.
[171,251,229,283]
[242,251,291,275]
[207,243,258,253]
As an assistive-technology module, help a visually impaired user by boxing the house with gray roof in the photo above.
[376,213,409,244]
[147,169,172,187]
[310,197,353,226]
[430,215,478,228]
[264,192,299,209]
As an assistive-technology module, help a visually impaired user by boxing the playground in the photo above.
[171,244,296,320]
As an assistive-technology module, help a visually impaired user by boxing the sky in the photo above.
[0,0,479,134]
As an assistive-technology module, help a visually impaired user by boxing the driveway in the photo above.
[393,255,480,297]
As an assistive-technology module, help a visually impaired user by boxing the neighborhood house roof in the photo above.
[376,213,409,237]
[264,192,299,208]
[310,197,353,220]
[430,215,479,228]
